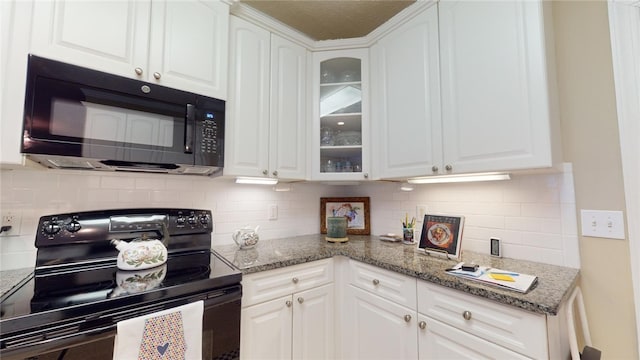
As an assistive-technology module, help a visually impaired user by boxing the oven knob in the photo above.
[43,222,61,235]
[187,216,197,225]
[66,221,82,233]
[199,215,208,225]
[176,216,186,226]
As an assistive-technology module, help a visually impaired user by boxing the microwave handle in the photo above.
[184,104,195,153]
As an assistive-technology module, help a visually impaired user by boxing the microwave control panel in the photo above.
[198,111,222,157]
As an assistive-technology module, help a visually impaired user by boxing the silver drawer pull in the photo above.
[372,279,380,286]
[292,277,299,284]
[419,321,427,330]
[297,297,304,304]
[463,310,472,321]
[134,67,143,75]
[286,300,292,307]
[404,314,412,322]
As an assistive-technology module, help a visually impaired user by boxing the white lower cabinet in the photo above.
[240,259,334,360]
[241,258,567,360]
[343,285,418,359]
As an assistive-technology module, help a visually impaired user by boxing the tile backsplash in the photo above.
[0,164,579,270]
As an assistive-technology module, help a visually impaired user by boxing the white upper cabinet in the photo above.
[373,1,561,179]
[1,0,33,166]
[372,5,441,179]
[30,0,229,99]
[311,49,370,181]
[268,34,308,180]
[438,0,560,174]
[225,16,307,180]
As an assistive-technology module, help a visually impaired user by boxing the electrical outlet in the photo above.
[416,205,428,221]
[0,210,23,236]
[268,204,278,220]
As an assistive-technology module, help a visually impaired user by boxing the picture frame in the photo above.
[417,214,465,260]
[320,197,370,235]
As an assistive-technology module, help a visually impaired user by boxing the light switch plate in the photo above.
[580,209,625,240]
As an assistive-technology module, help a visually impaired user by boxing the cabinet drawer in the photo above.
[417,281,547,359]
[349,260,416,309]
[242,259,333,307]
[418,314,531,360]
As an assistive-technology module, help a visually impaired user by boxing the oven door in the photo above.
[1,286,241,360]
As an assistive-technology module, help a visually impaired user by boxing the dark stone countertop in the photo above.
[213,234,580,316]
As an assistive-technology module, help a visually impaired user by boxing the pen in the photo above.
[489,271,519,276]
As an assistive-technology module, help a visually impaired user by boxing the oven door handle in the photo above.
[185,104,195,154]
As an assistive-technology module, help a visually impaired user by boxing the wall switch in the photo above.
[0,210,23,236]
[416,205,428,221]
[268,204,278,220]
[580,209,625,240]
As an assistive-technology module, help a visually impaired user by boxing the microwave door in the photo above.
[24,77,195,165]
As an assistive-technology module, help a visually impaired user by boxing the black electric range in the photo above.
[0,208,242,360]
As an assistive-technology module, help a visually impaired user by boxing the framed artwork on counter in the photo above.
[417,214,464,260]
[320,197,370,235]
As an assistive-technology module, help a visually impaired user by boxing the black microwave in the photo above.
[21,55,225,176]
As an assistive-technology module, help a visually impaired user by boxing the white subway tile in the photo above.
[521,203,561,218]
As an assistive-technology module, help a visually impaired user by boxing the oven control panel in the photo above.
[35,208,213,247]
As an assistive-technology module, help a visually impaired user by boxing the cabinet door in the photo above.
[293,284,335,360]
[240,295,293,360]
[269,34,308,180]
[30,0,150,78]
[311,49,370,181]
[148,0,229,99]
[372,5,442,179]
[1,0,33,166]
[343,285,417,359]
[224,16,271,177]
[439,0,556,173]
[417,314,530,360]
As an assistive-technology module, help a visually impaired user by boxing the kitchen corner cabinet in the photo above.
[240,259,334,360]
[30,0,229,99]
[311,49,370,181]
[225,17,307,180]
[374,1,561,179]
[343,261,418,359]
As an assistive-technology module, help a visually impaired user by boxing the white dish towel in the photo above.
[113,301,203,360]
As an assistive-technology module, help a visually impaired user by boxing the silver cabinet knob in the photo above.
[297,297,304,304]
[404,314,412,322]
[272,170,278,177]
[463,310,472,321]
[364,173,369,179]
[262,169,268,175]
[292,277,299,284]
[153,72,161,80]
[134,67,143,76]
[445,164,453,171]
[286,300,292,307]
[372,279,380,286]
[432,165,439,172]
[419,321,427,330]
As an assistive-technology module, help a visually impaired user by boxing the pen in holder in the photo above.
[402,214,416,245]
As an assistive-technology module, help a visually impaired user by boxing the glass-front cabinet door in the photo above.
[311,49,369,180]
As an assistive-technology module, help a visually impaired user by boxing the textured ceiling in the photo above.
[241,0,416,41]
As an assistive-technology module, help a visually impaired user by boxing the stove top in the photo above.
[0,208,242,352]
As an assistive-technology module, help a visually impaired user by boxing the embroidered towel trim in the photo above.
[113,301,204,360]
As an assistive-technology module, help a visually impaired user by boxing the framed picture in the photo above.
[321,197,370,235]
[417,214,465,260]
